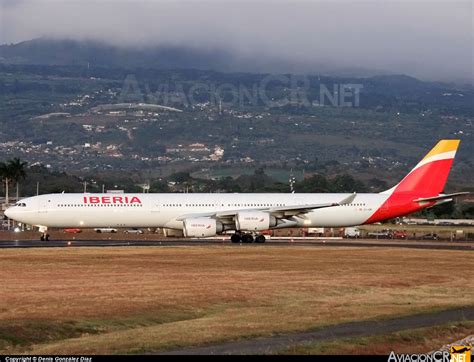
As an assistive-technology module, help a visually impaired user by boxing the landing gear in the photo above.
[231,233,241,243]
[40,233,50,241]
[39,226,49,241]
[241,234,254,243]
[231,232,265,244]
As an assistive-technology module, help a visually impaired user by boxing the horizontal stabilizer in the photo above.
[414,192,470,203]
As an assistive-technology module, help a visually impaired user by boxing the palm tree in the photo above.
[7,158,28,202]
[0,161,12,205]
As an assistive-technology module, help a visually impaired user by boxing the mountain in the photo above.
[0,38,235,70]
[0,38,387,77]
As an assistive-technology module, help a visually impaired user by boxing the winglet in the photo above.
[339,192,357,205]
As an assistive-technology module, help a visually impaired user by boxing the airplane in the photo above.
[4,140,468,243]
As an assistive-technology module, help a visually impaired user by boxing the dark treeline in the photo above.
[6,166,371,196]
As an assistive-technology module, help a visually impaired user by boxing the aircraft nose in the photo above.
[4,207,15,220]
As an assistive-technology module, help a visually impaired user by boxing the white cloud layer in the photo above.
[0,0,472,82]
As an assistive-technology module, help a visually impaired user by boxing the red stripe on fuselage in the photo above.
[364,158,454,224]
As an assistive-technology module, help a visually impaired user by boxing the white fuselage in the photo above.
[6,192,389,229]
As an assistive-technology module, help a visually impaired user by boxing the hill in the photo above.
[0,38,392,77]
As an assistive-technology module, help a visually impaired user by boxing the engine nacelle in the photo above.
[183,218,223,238]
[235,211,277,231]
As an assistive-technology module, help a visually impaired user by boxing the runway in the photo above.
[1,238,473,250]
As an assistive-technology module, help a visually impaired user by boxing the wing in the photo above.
[176,193,356,221]
[266,193,356,216]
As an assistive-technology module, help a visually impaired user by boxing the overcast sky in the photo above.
[0,0,472,82]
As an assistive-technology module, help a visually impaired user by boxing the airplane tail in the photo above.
[383,139,460,196]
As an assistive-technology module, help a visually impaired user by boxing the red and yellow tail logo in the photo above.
[392,139,460,195]
[422,139,460,162]
[365,140,461,224]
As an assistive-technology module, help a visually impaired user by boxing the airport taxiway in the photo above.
[162,307,474,355]
[1,238,473,250]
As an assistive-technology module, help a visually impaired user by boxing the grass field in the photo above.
[0,246,473,354]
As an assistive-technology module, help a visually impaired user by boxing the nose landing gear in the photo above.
[40,233,50,241]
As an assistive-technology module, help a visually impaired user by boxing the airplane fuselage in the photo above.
[7,192,417,229]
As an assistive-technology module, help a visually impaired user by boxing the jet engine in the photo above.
[235,211,277,231]
[183,218,223,238]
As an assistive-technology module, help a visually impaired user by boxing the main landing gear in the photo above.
[230,232,266,244]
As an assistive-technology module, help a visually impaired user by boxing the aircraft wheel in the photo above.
[231,233,241,243]
[255,234,266,243]
[242,234,254,243]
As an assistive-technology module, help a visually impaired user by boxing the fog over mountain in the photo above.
[0,0,472,83]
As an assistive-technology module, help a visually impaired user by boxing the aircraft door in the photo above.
[38,197,49,213]
[151,199,161,214]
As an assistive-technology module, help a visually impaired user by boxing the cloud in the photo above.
[0,0,472,82]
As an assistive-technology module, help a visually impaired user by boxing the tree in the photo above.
[7,158,28,201]
[0,162,12,205]
[169,172,192,183]
[330,174,368,193]
[298,174,330,193]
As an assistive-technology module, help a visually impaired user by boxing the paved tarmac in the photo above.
[161,307,474,355]
[0,238,473,250]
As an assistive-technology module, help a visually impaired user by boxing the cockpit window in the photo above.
[14,202,27,207]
